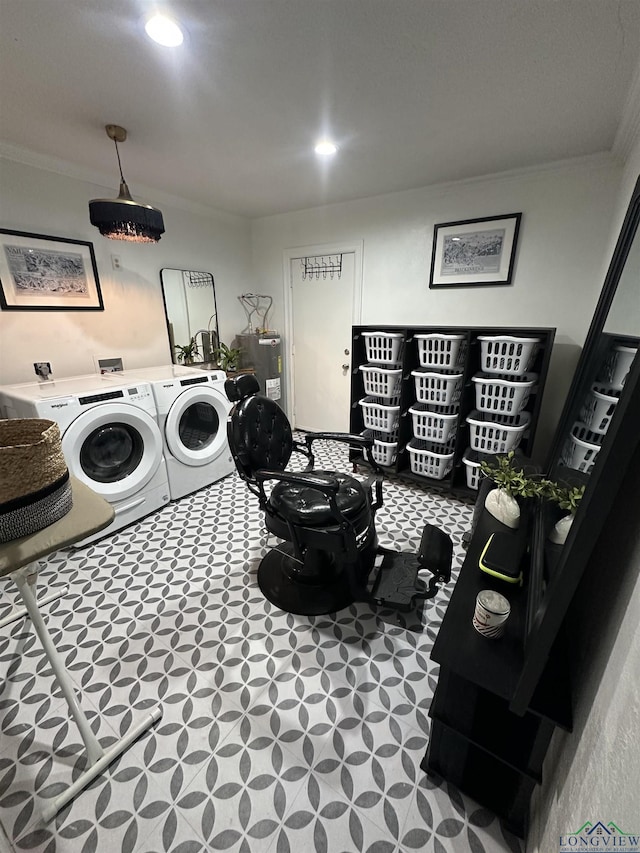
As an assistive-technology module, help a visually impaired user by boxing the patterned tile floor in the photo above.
[0,439,523,853]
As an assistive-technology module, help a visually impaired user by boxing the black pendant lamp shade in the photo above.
[89,125,165,243]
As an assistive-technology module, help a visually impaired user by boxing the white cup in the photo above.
[473,590,511,639]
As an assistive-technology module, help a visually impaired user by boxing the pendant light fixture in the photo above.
[89,124,165,243]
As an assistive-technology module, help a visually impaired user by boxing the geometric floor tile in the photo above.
[0,437,522,853]
[276,774,400,853]
[176,715,310,852]
[312,708,427,841]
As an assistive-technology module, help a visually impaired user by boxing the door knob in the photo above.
[342,363,349,370]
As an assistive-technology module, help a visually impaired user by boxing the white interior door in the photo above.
[290,252,356,432]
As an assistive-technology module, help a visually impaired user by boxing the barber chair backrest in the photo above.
[225,375,294,482]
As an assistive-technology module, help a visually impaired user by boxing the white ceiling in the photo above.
[1,0,639,219]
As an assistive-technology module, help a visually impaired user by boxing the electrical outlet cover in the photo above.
[33,361,52,377]
[96,357,123,374]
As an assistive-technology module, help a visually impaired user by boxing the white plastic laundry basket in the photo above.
[466,410,530,454]
[478,335,540,376]
[411,370,463,406]
[598,345,637,390]
[462,449,490,490]
[359,365,402,399]
[561,422,603,473]
[358,396,400,432]
[362,331,404,366]
[415,333,466,370]
[578,384,620,435]
[362,429,398,467]
[408,403,458,444]
[472,372,537,416]
[407,438,455,480]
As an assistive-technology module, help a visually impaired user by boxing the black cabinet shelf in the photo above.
[424,724,535,838]
[430,509,528,702]
[430,503,572,729]
[429,670,553,781]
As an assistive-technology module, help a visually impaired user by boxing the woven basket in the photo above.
[0,418,73,543]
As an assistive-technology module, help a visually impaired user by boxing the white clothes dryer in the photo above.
[0,374,170,545]
[115,365,234,500]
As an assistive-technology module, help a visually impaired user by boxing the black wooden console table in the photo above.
[421,505,572,838]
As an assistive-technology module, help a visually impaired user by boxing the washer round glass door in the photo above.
[61,403,164,501]
[164,387,230,466]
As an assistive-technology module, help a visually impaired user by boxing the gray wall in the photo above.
[251,157,621,464]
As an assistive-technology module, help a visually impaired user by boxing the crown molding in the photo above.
[0,140,247,224]
[427,152,616,192]
[285,151,617,220]
[1,139,618,224]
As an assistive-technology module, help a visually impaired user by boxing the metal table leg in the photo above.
[11,562,162,824]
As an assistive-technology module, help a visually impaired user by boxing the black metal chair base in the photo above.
[257,543,357,616]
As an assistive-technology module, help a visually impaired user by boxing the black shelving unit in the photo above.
[349,325,556,493]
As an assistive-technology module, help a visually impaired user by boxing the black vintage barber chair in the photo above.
[225,374,453,617]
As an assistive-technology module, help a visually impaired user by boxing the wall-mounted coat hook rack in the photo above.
[301,254,343,280]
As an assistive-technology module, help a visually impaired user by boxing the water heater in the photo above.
[237,333,283,404]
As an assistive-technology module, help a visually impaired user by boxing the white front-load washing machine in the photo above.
[115,365,234,500]
[0,374,170,545]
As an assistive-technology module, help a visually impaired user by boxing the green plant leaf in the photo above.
[479,452,546,499]
[212,342,243,371]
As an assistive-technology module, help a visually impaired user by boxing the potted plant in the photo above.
[479,451,542,529]
[541,481,585,544]
[174,337,200,365]
[213,342,243,373]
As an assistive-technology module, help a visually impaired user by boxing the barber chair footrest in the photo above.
[371,553,428,612]
[372,525,453,612]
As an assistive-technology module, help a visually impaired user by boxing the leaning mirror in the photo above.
[508,176,640,716]
[160,269,220,366]
[547,176,640,486]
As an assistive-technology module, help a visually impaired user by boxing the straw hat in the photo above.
[0,418,73,543]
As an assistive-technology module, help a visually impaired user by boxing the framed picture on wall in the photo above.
[429,213,522,289]
[0,229,104,311]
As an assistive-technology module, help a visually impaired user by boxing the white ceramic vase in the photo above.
[549,513,574,545]
[484,487,520,529]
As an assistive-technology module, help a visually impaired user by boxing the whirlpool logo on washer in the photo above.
[50,401,71,409]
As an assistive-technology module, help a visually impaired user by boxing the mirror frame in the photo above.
[510,175,640,715]
[160,268,220,366]
[546,175,640,472]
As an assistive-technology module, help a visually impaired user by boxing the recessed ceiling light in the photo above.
[315,140,338,156]
[145,14,184,47]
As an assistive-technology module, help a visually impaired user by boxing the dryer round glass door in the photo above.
[164,387,231,466]
[61,403,164,501]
